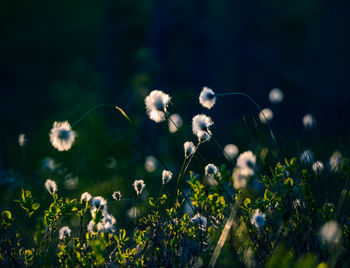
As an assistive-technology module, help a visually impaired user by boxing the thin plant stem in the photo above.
[71,103,114,128]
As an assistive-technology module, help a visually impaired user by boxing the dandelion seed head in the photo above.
[320,221,342,244]
[168,114,183,133]
[197,131,211,143]
[49,121,76,151]
[112,191,122,201]
[205,164,218,177]
[59,226,71,240]
[312,161,324,175]
[259,108,274,124]
[184,141,196,158]
[45,179,57,195]
[251,209,266,229]
[300,149,314,165]
[329,151,342,173]
[192,114,214,136]
[133,179,146,195]
[81,192,92,202]
[162,170,173,185]
[145,156,157,172]
[199,87,216,109]
[223,144,239,161]
[236,151,256,176]
[269,88,284,104]
[18,133,27,147]
[98,213,116,233]
[145,90,171,122]
[303,114,316,129]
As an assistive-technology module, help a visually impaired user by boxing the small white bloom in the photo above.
[269,88,284,104]
[162,170,173,185]
[259,108,274,124]
[236,151,256,176]
[112,191,122,201]
[250,209,266,229]
[303,114,316,129]
[127,206,140,219]
[18,133,27,147]
[91,196,107,215]
[145,90,171,123]
[191,213,207,231]
[329,151,342,173]
[81,192,92,202]
[98,213,116,233]
[133,179,146,195]
[145,156,157,172]
[168,114,183,133]
[205,164,218,177]
[49,121,76,151]
[223,144,239,161]
[300,150,314,165]
[59,226,71,240]
[192,114,214,137]
[232,168,250,189]
[199,87,216,109]
[45,179,57,195]
[320,221,342,244]
[312,161,324,175]
[197,131,211,143]
[184,141,196,158]
[87,220,95,233]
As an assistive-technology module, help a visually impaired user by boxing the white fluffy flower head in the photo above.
[145,90,171,123]
[145,156,157,172]
[91,196,107,214]
[224,144,239,161]
[329,151,342,173]
[18,133,27,147]
[112,191,122,201]
[259,108,274,124]
[300,149,314,165]
[312,161,324,175]
[133,179,146,195]
[45,179,57,195]
[168,114,183,133]
[269,88,284,104]
[162,170,173,185]
[320,221,342,244]
[49,121,76,151]
[192,114,214,135]
[205,164,218,177]
[81,192,92,202]
[184,141,196,158]
[199,87,216,109]
[251,209,266,229]
[236,151,256,176]
[303,114,315,129]
[59,226,71,240]
[191,214,207,231]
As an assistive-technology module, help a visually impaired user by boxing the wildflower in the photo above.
[199,87,216,109]
[205,164,218,177]
[269,88,284,104]
[49,121,76,151]
[91,196,107,214]
[191,213,207,231]
[259,108,273,124]
[312,161,324,175]
[250,209,266,229]
[42,157,56,171]
[145,156,157,172]
[303,114,315,129]
[81,192,92,202]
[236,151,256,176]
[18,133,27,147]
[45,179,57,195]
[98,213,116,233]
[223,144,239,161]
[162,170,173,185]
[112,191,122,201]
[87,220,95,233]
[300,149,314,165]
[59,226,71,240]
[197,131,211,143]
[232,168,249,189]
[168,114,183,133]
[184,141,196,158]
[133,180,146,195]
[192,114,214,137]
[320,221,342,244]
[329,151,342,173]
[145,90,171,123]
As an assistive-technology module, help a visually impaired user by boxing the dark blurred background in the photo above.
[0,0,350,238]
